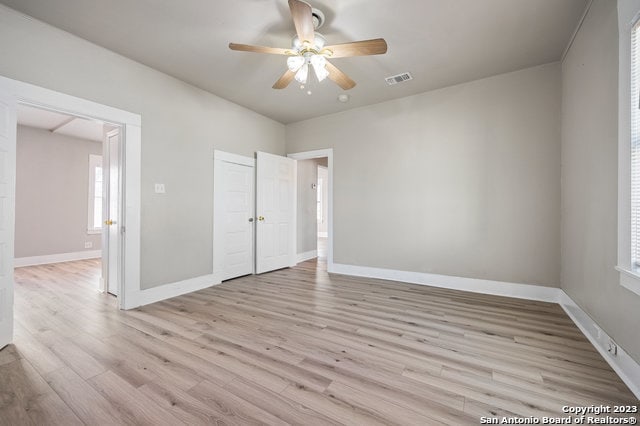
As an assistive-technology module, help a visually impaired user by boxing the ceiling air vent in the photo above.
[385,72,413,86]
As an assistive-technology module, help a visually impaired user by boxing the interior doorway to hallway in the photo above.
[14,103,122,297]
[289,149,334,272]
[0,75,141,350]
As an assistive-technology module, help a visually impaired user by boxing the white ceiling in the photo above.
[17,104,108,142]
[2,0,587,124]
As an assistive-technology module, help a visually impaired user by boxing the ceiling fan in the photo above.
[229,0,388,90]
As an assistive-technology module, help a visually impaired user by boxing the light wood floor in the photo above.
[2,259,637,425]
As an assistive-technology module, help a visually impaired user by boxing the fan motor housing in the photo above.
[291,32,326,52]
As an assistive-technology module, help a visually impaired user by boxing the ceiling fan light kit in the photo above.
[286,34,329,85]
[229,0,388,91]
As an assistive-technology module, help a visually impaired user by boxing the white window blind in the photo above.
[631,21,640,269]
[617,3,640,295]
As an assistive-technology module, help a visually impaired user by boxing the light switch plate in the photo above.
[155,183,166,194]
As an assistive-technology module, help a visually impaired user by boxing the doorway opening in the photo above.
[0,75,142,349]
[288,149,334,272]
[14,103,122,298]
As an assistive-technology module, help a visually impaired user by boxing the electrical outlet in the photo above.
[607,339,618,356]
[155,183,166,194]
[84,242,92,249]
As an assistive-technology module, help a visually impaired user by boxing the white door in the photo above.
[213,152,255,281]
[256,151,296,274]
[103,129,120,296]
[0,92,16,349]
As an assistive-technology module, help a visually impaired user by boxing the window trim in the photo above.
[87,154,103,234]
[617,1,640,296]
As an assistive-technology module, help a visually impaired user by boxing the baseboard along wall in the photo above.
[296,250,318,263]
[128,274,221,309]
[14,250,101,267]
[331,263,560,302]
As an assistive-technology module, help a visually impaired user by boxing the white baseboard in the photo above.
[127,273,221,309]
[297,250,318,263]
[331,263,561,303]
[14,250,102,267]
[558,291,640,399]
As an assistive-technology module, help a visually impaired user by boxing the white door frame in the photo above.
[287,149,334,272]
[213,150,255,281]
[0,75,141,312]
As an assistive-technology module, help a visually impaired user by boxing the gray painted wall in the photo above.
[0,6,285,289]
[561,0,640,363]
[287,63,562,287]
[15,125,102,258]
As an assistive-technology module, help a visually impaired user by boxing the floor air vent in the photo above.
[385,72,413,85]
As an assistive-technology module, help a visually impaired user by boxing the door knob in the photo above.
[248,217,254,222]
[105,219,115,226]
[258,216,265,221]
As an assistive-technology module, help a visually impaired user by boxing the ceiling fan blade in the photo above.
[288,0,315,45]
[273,70,296,89]
[229,43,292,55]
[325,61,356,90]
[322,38,388,58]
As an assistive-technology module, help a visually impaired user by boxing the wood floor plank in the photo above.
[223,377,339,425]
[43,366,126,425]
[37,329,108,380]
[101,334,206,391]
[195,331,333,392]
[139,377,233,425]
[88,370,183,426]
[0,359,83,426]
[188,379,289,426]
[24,391,84,426]
[325,380,453,425]
[298,357,467,421]
[280,381,389,426]
[12,323,65,376]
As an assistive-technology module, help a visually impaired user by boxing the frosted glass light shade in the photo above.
[287,56,305,72]
[310,55,328,82]
[294,63,309,84]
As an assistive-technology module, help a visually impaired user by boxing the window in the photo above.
[631,21,640,270]
[88,154,103,234]
[617,8,640,296]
